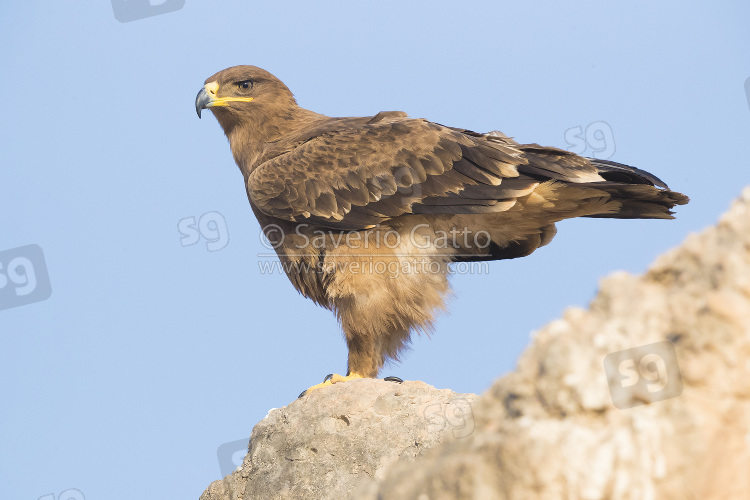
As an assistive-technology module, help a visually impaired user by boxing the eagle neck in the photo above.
[229,106,326,179]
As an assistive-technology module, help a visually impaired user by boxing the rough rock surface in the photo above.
[358,188,750,500]
[200,379,478,500]
[202,188,750,500]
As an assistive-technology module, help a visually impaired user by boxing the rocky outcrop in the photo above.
[202,188,750,500]
[200,380,478,500]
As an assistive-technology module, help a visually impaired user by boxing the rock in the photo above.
[202,188,750,500]
[200,379,478,500]
[358,187,750,500]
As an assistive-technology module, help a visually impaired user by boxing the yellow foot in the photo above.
[298,373,365,398]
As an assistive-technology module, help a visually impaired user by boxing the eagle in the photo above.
[195,65,688,395]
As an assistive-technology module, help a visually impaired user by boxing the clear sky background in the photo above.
[1,1,748,499]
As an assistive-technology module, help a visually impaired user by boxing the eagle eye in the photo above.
[237,80,253,90]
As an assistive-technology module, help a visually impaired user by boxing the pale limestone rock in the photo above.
[200,379,478,500]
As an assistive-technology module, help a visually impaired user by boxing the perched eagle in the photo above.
[195,65,688,394]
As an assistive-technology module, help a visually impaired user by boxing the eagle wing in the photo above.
[247,116,610,230]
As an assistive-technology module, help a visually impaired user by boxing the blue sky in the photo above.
[1,1,748,499]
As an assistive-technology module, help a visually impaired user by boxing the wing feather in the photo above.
[246,116,679,230]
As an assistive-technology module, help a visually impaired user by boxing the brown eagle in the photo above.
[195,65,688,395]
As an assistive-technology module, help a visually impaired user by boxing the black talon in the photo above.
[298,373,336,399]
[383,376,403,383]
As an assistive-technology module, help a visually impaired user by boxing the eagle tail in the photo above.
[578,158,689,220]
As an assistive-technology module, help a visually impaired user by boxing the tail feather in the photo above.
[579,158,689,219]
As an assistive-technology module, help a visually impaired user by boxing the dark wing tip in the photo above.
[588,158,669,188]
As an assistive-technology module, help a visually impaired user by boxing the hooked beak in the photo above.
[195,83,217,119]
[195,81,254,118]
